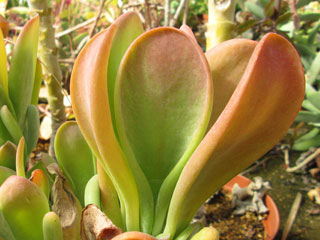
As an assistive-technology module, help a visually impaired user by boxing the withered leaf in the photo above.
[81,204,122,240]
[48,163,82,240]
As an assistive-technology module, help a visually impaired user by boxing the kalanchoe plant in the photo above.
[68,11,305,239]
[0,15,42,169]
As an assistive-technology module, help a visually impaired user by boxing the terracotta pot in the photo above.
[223,175,280,240]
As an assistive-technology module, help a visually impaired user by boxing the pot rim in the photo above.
[223,175,280,240]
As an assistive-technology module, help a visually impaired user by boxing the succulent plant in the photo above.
[68,11,305,239]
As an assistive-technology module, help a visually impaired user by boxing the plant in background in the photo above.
[0,15,41,170]
[68,10,304,239]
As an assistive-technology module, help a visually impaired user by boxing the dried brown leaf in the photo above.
[48,163,82,240]
[81,204,122,240]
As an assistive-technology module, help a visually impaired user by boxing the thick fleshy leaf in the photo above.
[0,166,15,185]
[30,169,50,200]
[70,12,141,231]
[165,33,305,236]
[0,141,16,170]
[84,174,101,208]
[114,27,212,234]
[0,208,16,240]
[205,39,257,127]
[111,231,160,240]
[8,15,39,128]
[24,104,40,155]
[0,29,8,96]
[97,162,123,229]
[42,212,63,240]
[55,121,95,206]
[0,175,50,240]
[15,137,25,178]
[0,105,23,145]
[31,59,43,106]
[115,27,212,193]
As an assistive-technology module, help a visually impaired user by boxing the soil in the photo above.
[245,146,320,240]
[205,190,266,240]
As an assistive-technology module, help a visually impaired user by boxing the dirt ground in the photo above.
[245,150,320,239]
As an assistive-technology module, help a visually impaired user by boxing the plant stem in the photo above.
[89,0,107,38]
[27,0,66,156]
[170,0,187,26]
[206,0,236,50]
[164,0,171,26]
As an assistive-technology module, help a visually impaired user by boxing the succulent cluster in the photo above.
[0,11,305,240]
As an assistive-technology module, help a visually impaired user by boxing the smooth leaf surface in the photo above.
[15,137,25,178]
[42,212,63,240]
[0,106,23,145]
[55,121,95,206]
[115,26,212,201]
[31,59,43,106]
[115,27,212,234]
[205,39,257,127]
[70,14,140,231]
[165,33,305,236]
[97,162,123,229]
[0,175,50,240]
[0,208,16,240]
[8,15,39,128]
[30,169,50,200]
[0,30,8,96]
[24,105,40,155]
[0,166,15,186]
[0,141,16,170]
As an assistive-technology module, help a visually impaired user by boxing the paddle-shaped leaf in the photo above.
[70,12,143,231]
[55,121,95,206]
[114,26,212,234]
[164,33,305,237]
[205,39,257,127]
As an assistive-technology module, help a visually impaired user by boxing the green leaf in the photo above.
[295,111,320,123]
[306,52,320,84]
[115,27,212,234]
[55,121,95,207]
[84,174,101,208]
[42,212,63,240]
[302,99,320,112]
[0,208,16,240]
[0,141,16,170]
[245,2,265,19]
[293,134,320,151]
[23,105,40,155]
[0,118,12,146]
[8,16,39,128]
[30,59,43,106]
[308,22,320,45]
[299,13,320,22]
[15,137,25,178]
[97,162,123,229]
[0,29,8,96]
[0,106,23,145]
[70,12,143,231]
[0,176,50,240]
[307,91,320,110]
[295,128,319,142]
[0,166,15,186]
